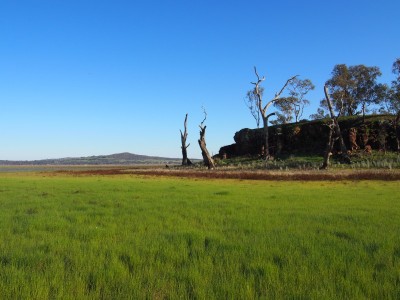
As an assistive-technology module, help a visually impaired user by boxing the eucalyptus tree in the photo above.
[309,106,329,120]
[390,58,400,151]
[326,64,382,119]
[244,86,264,128]
[390,58,400,113]
[376,58,400,151]
[272,78,315,124]
[251,67,297,159]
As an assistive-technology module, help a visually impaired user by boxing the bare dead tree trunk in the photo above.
[198,109,215,169]
[324,85,351,164]
[263,112,275,159]
[320,121,335,170]
[252,67,297,161]
[294,104,301,123]
[180,113,192,166]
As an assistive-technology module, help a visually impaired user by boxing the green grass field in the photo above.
[0,172,399,299]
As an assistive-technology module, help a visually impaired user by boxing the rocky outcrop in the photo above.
[218,115,398,158]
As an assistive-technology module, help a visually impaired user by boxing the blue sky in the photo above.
[1,0,399,160]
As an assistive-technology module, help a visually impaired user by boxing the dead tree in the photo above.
[320,85,351,169]
[251,67,297,160]
[198,108,215,169]
[320,120,335,170]
[180,113,192,166]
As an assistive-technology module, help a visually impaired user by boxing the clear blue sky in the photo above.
[1,0,399,160]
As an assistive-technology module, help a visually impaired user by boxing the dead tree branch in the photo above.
[180,113,192,166]
[198,108,215,169]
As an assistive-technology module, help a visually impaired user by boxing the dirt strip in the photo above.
[52,167,400,181]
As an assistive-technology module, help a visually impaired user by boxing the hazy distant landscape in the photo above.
[0,152,184,166]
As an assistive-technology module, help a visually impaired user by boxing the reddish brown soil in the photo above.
[51,167,400,181]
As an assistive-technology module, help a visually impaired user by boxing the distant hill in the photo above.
[0,152,188,165]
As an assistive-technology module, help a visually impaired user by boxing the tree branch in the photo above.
[263,75,298,112]
[266,112,276,120]
[180,113,189,139]
[200,106,207,128]
[253,66,265,83]
[274,75,299,100]
[184,113,188,130]
[251,67,267,116]
[324,85,336,119]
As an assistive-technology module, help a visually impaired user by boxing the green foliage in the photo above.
[349,151,400,169]
[245,86,263,128]
[272,77,315,124]
[387,58,400,114]
[326,64,383,116]
[309,107,329,120]
[0,173,400,298]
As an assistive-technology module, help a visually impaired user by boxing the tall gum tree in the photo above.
[251,67,297,160]
[272,78,315,124]
[390,58,400,151]
[244,86,264,128]
[326,64,382,119]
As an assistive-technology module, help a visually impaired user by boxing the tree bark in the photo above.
[197,108,215,169]
[180,113,192,166]
[324,85,351,164]
[262,112,275,159]
[198,125,215,169]
[320,122,335,170]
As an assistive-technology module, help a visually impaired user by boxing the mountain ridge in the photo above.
[0,152,185,165]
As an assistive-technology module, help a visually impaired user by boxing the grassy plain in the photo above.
[0,171,399,299]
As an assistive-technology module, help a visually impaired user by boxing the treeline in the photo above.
[245,58,400,125]
[240,59,400,165]
[182,59,400,168]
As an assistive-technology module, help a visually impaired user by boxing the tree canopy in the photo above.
[389,58,400,113]
[244,86,264,128]
[325,64,382,117]
[272,78,314,124]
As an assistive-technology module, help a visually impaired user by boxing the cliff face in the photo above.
[219,115,399,158]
